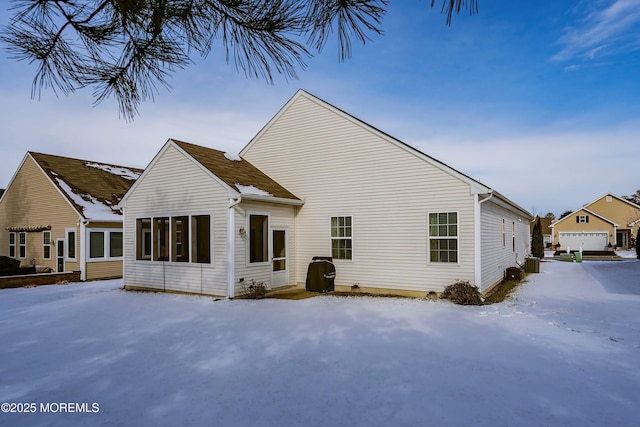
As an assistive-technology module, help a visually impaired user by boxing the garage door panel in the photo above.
[559,232,608,251]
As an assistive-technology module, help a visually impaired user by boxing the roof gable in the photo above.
[584,192,640,211]
[240,89,531,219]
[242,89,491,192]
[552,207,618,227]
[29,152,142,220]
[171,140,300,201]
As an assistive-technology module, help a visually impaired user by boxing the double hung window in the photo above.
[428,212,458,263]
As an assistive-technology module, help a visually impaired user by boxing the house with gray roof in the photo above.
[0,152,142,280]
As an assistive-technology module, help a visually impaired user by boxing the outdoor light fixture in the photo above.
[239,227,246,237]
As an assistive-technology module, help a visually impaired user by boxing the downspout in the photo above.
[121,205,127,287]
[474,191,494,291]
[79,218,88,281]
[227,196,242,298]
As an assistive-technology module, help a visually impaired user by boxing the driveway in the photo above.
[582,260,640,295]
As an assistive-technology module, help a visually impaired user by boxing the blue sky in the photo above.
[1,1,639,216]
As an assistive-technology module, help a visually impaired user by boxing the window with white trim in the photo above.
[66,229,77,261]
[428,212,458,263]
[136,215,211,264]
[43,231,51,259]
[89,231,105,258]
[18,232,26,259]
[249,214,269,263]
[110,232,123,257]
[331,216,353,260]
[9,232,16,258]
[502,218,505,247]
[87,229,123,261]
[577,215,589,224]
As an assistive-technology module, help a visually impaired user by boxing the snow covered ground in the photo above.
[1,260,639,427]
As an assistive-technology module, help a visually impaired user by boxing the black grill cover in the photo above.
[305,257,336,292]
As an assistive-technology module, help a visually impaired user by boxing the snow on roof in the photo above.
[86,162,141,180]
[224,152,242,161]
[54,177,122,220]
[235,184,272,197]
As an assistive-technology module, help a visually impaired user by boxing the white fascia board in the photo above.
[553,207,618,227]
[582,207,618,226]
[118,140,168,209]
[241,90,532,215]
[118,139,237,210]
[484,191,533,220]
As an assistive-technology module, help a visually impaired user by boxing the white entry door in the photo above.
[271,228,288,288]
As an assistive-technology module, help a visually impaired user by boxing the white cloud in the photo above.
[553,0,640,62]
[410,124,640,216]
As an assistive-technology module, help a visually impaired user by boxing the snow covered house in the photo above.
[121,90,532,298]
[0,152,142,280]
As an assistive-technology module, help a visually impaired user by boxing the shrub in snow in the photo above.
[243,280,269,299]
[531,218,545,259]
[440,281,483,306]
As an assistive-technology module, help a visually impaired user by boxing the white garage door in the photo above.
[559,232,608,251]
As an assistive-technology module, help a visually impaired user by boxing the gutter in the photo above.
[227,196,242,298]
[238,194,304,206]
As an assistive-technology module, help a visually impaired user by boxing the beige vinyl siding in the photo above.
[233,201,297,295]
[0,155,81,272]
[480,201,529,292]
[122,145,228,296]
[588,196,640,230]
[552,210,613,246]
[243,94,477,293]
[86,260,122,280]
[85,223,125,279]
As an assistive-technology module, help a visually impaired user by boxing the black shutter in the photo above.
[586,215,589,223]
[576,216,579,223]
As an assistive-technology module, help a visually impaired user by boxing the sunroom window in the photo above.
[136,215,211,264]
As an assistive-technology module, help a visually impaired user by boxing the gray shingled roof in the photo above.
[172,139,300,201]
[30,152,143,219]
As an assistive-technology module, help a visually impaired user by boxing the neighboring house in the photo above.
[122,90,532,298]
[0,152,142,280]
[530,216,553,247]
[551,193,640,251]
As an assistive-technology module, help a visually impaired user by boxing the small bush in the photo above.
[243,279,269,299]
[441,281,483,305]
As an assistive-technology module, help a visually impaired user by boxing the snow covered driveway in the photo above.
[0,261,639,427]
[582,260,640,295]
